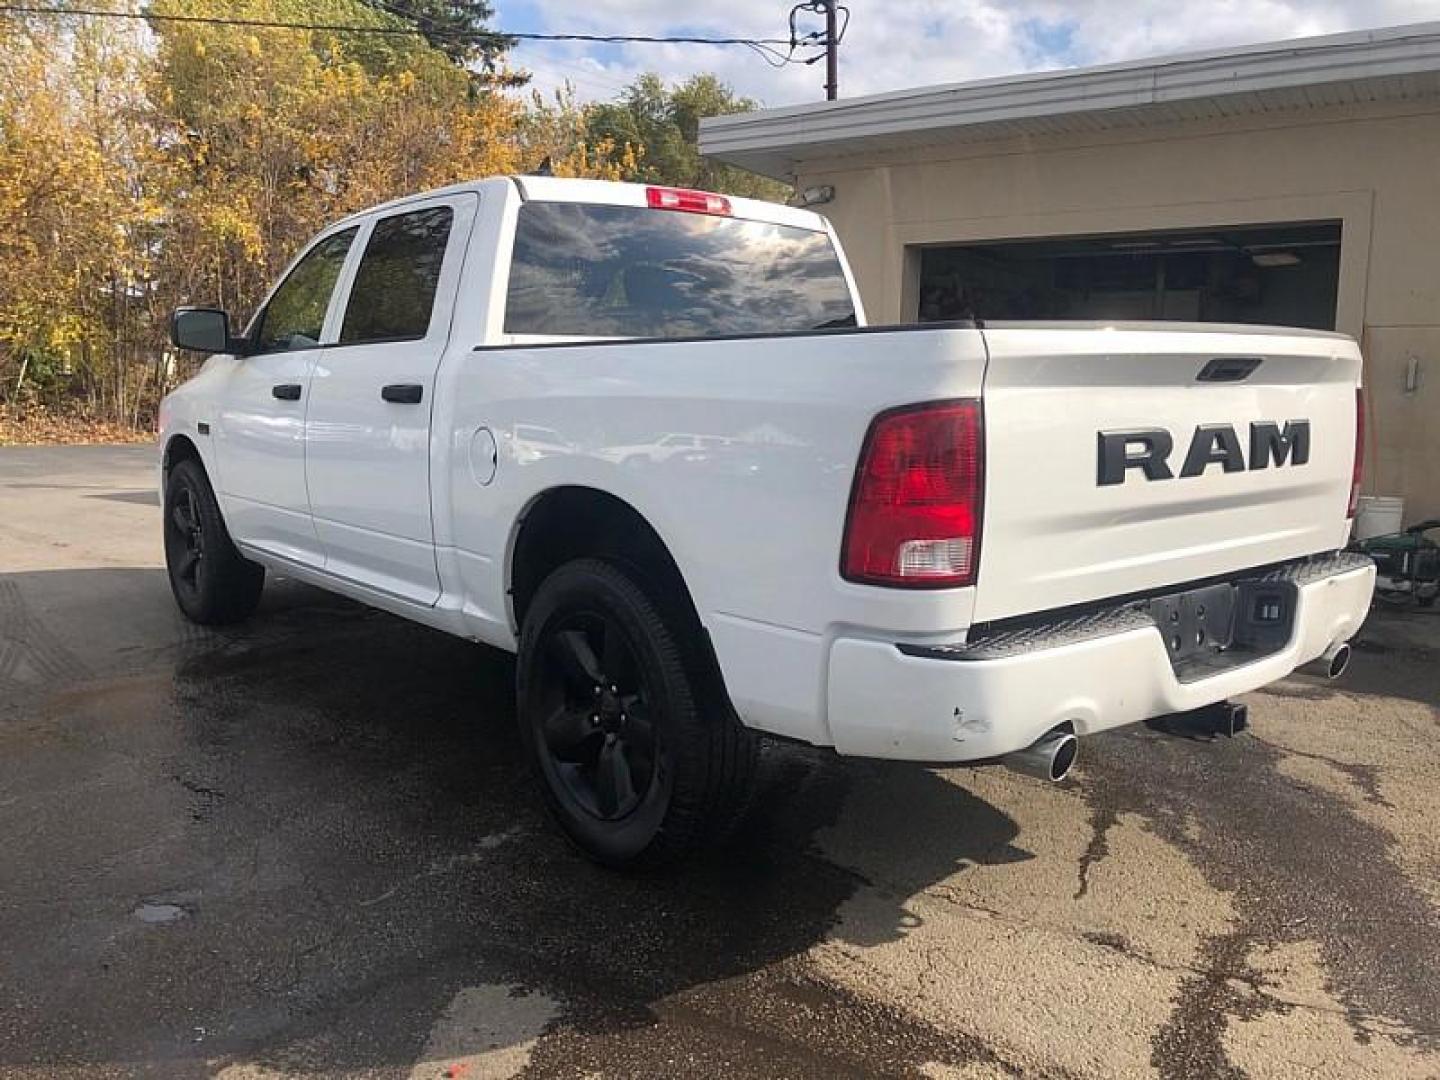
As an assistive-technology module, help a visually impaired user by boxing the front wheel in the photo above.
[516,558,755,868]
[163,458,265,625]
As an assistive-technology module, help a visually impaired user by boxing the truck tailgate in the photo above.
[975,324,1361,623]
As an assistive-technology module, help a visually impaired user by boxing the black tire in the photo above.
[163,458,265,626]
[516,558,756,868]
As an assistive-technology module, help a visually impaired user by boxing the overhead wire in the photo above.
[0,3,825,57]
[0,0,837,99]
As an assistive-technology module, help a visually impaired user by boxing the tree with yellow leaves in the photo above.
[0,3,157,423]
[145,0,627,391]
[0,0,745,435]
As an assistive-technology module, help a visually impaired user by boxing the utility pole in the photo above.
[791,0,843,100]
[822,0,838,100]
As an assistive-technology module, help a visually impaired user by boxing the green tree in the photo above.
[518,85,637,179]
[585,73,789,201]
[357,0,521,84]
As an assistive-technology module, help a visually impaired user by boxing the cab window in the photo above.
[339,206,454,345]
[252,228,358,354]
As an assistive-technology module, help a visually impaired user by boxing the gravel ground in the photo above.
[2,444,1438,1079]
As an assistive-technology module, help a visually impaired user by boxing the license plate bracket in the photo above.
[1149,577,1297,682]
[1148,582,1236,667]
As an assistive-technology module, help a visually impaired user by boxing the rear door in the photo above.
[975,324,1361,622]
[214,225,359,566]
[304,193,477,605]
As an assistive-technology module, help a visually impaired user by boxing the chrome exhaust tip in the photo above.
[1301,641,1352,680]
[1002,730,1079,783]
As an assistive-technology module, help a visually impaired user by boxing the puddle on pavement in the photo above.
[133,902,187,924]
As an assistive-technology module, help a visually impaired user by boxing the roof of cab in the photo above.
[332,175,826,233]
[329,176,506,227]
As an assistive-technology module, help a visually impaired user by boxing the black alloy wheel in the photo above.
[165,483,207,604]
[517,558,757,867]
[535,613,659,822]
[162,458,265,625]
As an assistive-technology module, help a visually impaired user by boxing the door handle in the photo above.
[272,383,302,401]
[381,383,424,404]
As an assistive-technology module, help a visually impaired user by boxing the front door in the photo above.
[213,226,359,566]
[304,195,477,605]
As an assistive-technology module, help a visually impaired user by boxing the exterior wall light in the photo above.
[793,185,836,208]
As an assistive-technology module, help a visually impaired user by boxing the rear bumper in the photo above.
[826,553,1375,762]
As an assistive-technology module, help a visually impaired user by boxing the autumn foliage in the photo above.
[0,0,664,440]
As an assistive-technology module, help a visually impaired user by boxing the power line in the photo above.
[365,0,822,58]
[0,3,819,51]
[520,56,633,100]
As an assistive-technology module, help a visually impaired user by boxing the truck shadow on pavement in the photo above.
[0,568,1030,1075]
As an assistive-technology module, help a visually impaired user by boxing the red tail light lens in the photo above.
[645,186,732,216]
[842,400,984,588]
[1349,387,1365,518]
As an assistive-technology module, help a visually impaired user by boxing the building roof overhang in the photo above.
[699,22,1440,179]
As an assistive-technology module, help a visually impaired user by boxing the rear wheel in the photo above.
[163,458,265,625]
[516,558,755,868]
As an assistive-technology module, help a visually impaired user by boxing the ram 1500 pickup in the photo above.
[159,176,1375,866]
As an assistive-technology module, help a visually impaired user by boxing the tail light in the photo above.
[1348,387,1365,518]
[841,400,984,588]
[646,186,731,216]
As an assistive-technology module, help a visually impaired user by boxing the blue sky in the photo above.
[489,0,1440,107]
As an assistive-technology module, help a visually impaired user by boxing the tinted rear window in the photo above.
[504,202,856,338]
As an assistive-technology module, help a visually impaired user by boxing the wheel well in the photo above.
[511,487,691,628]
[510,487,731,706]
[163,434,201,476]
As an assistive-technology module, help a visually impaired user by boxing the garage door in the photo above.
[917,221,1340,329]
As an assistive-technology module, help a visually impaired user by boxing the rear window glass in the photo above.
[504,202,856,338]
[340,206,453,344]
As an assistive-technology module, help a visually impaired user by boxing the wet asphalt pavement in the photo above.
[2,444,1439,1079]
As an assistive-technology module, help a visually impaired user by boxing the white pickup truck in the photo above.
[159,176,1375,866]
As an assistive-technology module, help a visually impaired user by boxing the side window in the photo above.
[253,227,358,354]
[339,206,454,345]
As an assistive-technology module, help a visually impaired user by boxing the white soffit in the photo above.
[700,22,1440,178]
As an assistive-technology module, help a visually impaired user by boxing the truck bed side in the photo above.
[433,325,989,745]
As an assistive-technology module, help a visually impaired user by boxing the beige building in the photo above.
[702,23,1440,522]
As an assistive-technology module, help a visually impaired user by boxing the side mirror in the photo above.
[171,307,243,354]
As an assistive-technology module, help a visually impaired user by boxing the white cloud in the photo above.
[498,0,1440,106]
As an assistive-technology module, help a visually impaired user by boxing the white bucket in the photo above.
[1355,495,1405,541]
